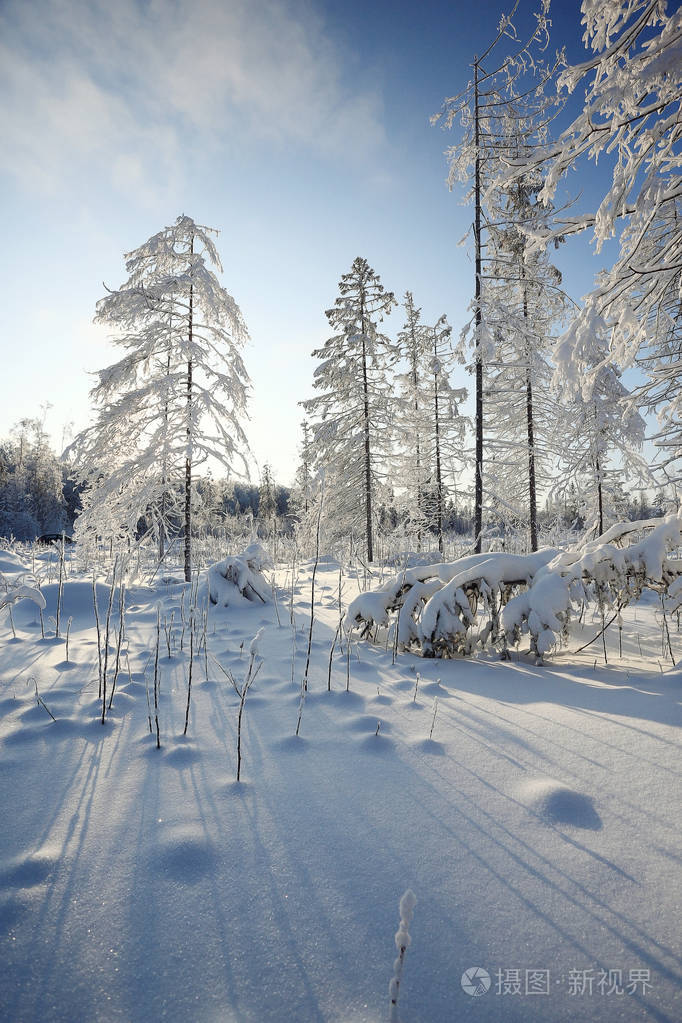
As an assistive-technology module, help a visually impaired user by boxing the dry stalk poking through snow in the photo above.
[388,889,416,1022]
[212,629,263,782]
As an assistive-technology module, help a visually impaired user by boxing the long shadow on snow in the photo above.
[424,653,682,734]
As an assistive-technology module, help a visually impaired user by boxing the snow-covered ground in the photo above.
[0,550,680,1022]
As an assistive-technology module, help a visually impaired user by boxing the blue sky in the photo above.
[0,0,613,485]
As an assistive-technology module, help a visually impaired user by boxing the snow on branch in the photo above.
[0,581,46,613]
[205,543,273,607]
[345,515,682,661]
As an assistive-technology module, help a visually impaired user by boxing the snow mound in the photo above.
[0,849,59,888]
[154,834,217,882]
[305,554,341,572]
[206,543,272,607]
[0,583,45,613]
[0,551,45,616]
[11,580,125,630]
[521,779,602,830]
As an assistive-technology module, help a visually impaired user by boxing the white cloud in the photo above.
[0,0,386,198]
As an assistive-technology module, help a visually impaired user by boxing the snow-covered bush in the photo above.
[205,543,272,607]
[345,549,557,657]
[0,581,46,615]
[345,515,682,660]
[502,515,682,659]
[0,550,46,622]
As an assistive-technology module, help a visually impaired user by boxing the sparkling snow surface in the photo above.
[0,552,680,1022]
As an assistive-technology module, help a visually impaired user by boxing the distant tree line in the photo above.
[0,418,79,540]
[0,418,668,549]
[0,420,295,543]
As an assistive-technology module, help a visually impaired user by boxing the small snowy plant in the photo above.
[0,580,47,616]
[388,889,416,1023]
[207,543,272,607]
[213,628,264,782]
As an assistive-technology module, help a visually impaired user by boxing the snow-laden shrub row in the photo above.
[344,516,682,660]
[345,549,559,656]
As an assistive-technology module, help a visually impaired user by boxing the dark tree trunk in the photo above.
[525,365,538,552]
[159,350,171,562]
[434,334,444,555]
[360,292,374,563]
[595,451,604,536]
[522,276,538,552]
[593,402,604,536]
[411,333,422,552]
[159,495,166,561]
[473,58,484,553]
[184,236,194,584]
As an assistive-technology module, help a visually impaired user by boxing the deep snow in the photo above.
[0,551,680,1022]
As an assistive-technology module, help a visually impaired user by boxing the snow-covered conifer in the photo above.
[302,257,397,562]
[482,172,569,550]
[628,198,682,486]
[554,334,650,535]
[258,463,277,539]
[433,3,562,550]
[291,419,314,520]
[393,293,432,550]
[69,216,251,579]
[394,294,467,554]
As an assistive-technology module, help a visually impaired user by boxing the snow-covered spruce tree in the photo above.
[433,2,562,552]
[70,216,250,580]
[258,463,277,541]
[393,293,432,551]
[482,171,569,551]
[291,419,314,520]
[302,257,397,563]
[394,295,467,554]
[503,1,682,394]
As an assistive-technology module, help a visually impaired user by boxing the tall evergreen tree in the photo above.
[69,216,251,578]
[433,3,561,551]
[302,257,396,562]
[482,171,568,550]
[394,295,467,552]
